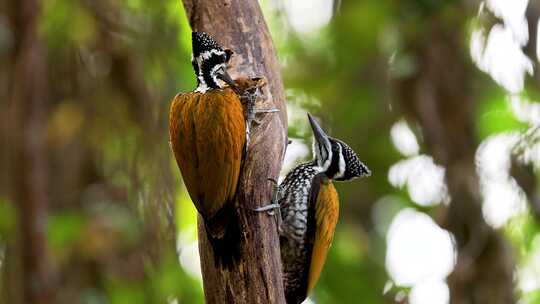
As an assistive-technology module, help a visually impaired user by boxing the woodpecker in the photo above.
[169,32,245,239]
[169,32,277,240]
[264,113,371,304]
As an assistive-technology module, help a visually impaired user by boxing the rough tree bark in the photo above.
[6,0,52,303]
[181,1,288,303]
[396,18,515,304]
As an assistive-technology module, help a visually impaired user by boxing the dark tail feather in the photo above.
[203,203,241,268]
[204,202,232,239]
[285,288,306,304]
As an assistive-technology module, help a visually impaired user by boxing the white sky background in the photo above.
[386,209,455,287]
[470,0,533,94]
[390,119,419,157]
[388,120,448,207]
[281,0,334,35]
[177,229,202,280]
[386,119,454,304]
[476,133,527,228]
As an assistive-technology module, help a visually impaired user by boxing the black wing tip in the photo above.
[285,288,308,304]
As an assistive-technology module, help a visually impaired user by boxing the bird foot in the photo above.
[251,178,282,232]
[252,203,280,213]
[252,203,282,234]
[254,108,280,114]
[251,108,279,125]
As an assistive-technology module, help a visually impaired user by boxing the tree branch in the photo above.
[180,0,287,303]
[6,0,52,303]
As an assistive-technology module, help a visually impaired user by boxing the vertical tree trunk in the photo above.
[396,19,515,304]
[180,0,287,303]
[7,0,52,303]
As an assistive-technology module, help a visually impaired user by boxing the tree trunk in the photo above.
[6,0,52,303]
[180,0,288,303]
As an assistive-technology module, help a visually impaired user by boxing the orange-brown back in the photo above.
[307,179,339,293]
[169,88,246,235]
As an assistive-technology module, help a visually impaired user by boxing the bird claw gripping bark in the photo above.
[234,77,279,154]
[252,178,282,232]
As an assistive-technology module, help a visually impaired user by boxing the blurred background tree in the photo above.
[2,0,540,303]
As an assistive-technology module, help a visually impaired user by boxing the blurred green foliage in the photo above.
[2,0,540,303]
[475,88,528,140]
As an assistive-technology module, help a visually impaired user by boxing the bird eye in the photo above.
[225,49,233,62]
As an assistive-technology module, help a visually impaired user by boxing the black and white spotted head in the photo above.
[191,32,234,92]
[307,113,371,181]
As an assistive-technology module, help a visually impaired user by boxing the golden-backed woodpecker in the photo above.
[271,113,371,304]
[169,32,244,239]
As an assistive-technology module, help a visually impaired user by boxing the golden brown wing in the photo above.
[306,175,339,293]
[169,88,245,237]
[169,91,199,209]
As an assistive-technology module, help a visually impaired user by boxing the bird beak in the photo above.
[307,113,332,165]
[308,113,329,145]
[217,70,236,88]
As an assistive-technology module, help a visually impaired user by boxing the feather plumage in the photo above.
[169,88,245,238]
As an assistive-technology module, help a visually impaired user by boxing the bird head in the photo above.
[191,32,235,92]
[308,113,371,181]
